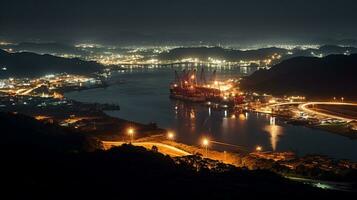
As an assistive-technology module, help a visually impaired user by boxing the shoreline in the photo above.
[3,79,354,187]
[63,71,357,140]
[249,109,357,140]
[62,85,357,159]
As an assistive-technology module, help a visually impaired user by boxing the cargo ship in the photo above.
[169,68,244,107]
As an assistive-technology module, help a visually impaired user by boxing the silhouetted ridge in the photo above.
[158,45,357,62]
[159,46,287,61]
[0,112,102,152]
[0,49,103,78]
[240,54,357,99]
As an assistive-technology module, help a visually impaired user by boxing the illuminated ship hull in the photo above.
[169,84,244,106]
[169,68,244,107]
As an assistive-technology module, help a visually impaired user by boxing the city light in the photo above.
[127,128,134,134]
[127,127,135,143]
[256,146,263,152]
[202,138,209,146]
[0,73,102,98]
[3,1,357,195]
[167,131,175,140]
[202,138,210,157]
[239,113,246,120]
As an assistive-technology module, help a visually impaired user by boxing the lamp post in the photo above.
[127,128,135,143]
[256,145,263,152]
[202,138,209,157]
[167,131,175,140]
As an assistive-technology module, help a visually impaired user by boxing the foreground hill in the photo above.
[240,54,357,99]
[0,49,103,78]
[0,112,337,199]
[0,112,102,152]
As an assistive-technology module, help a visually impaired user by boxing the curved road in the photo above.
[102,141,191,157]
[298,102,357,122]
[269,102,305,107]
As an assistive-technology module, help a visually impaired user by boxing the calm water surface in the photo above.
[66,66,357,161]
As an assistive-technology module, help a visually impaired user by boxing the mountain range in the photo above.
[240,54,357,99]
[158,45,357,62]
[0,49,103,78]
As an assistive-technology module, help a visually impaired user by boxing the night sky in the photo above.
[1,0,357,45]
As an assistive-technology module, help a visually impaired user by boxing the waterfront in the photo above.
[66,66,357,161]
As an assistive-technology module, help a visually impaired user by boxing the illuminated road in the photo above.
[22,84,44,95]
[298,102,357,122]
[15,84,43,95]
[256,102,305,114]
[269,102,305,107]
[210,140,248,152]
[102,141,191,157]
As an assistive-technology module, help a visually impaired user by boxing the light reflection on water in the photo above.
[65,67,357,160]
[264,124,283,151]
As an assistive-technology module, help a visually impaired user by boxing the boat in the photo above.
[169,68,244,107]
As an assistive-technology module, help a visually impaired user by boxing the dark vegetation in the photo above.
[0,112,349,198]
[0,112,102,152]
[240,54,357,100]
[0,49,103,78]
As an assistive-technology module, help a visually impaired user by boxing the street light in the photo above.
[127,127,135,143]
[341,97,344,102]
[202,138,210,157]
[256,146,263,152]
[167,131,175,140]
